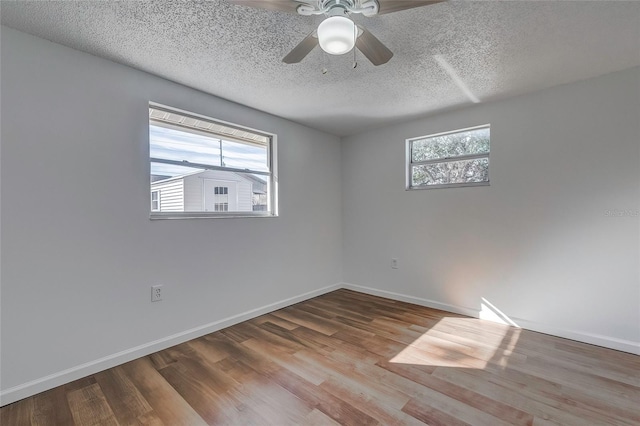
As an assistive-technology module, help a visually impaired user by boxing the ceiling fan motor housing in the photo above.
[322,0,354,14]
[297,0,379,17]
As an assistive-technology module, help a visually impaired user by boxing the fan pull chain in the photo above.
[352,22,358,69]
[322,49,329,75]
[321,28,329,75]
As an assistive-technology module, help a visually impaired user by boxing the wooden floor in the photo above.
[2,290,639,425]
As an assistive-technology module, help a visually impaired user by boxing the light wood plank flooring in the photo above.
[2,289,639,425]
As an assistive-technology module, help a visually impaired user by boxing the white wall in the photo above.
[0,27,342,402]
[341,67,640,353]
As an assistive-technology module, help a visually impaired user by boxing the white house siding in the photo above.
[183,171,253,212]
[151,179,184,211]
[183,176,203,212]
[236,180,252,211]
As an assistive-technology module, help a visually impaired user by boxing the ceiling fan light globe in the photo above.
[317,16,356,55]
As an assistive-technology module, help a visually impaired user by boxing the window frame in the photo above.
[406,124,490,191]
[151,190,161,212]
[148,102,278,219]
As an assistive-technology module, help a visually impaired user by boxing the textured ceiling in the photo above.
[2,0,640,136]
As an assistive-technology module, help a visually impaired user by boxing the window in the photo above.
[407,125,490,190]
[151,190,160,211]
[213,186,229,211]
[149,104,277,218]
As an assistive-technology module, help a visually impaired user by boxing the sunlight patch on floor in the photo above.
[390,303,522,369]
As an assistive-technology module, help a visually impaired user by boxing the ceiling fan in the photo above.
[226,0,445,66]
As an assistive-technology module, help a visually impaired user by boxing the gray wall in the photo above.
[342,67,640,352]
[0,27,342,398]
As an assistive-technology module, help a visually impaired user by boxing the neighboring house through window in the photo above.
[407,125,490,190]
[148,104,277,218]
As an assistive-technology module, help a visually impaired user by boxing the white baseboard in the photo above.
[342,282,480,318]
[0,283,341,406]
[508,317,640,355]
[342,282,640,355]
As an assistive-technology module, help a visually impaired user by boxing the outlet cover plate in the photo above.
[151,285,163,302]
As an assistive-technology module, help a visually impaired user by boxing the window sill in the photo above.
[149,212,277,220]
[406,181,490,191]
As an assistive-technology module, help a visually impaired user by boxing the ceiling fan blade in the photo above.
[225,0,305,13]
[356,27,393,66]
[283,31,318,64]
[376,0,445,15]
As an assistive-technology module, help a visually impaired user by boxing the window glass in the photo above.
[412,157,489,187]
[407,125,490,189]
[149,105,276,217]
[411,127,490,162]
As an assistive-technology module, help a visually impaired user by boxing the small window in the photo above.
[213,186,229,211]
[407,125,490,190]
[149,104,277,218]
[151,190,160,211]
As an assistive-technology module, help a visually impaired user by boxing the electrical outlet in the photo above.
[151,285,163,302]
[391,258,399,269]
